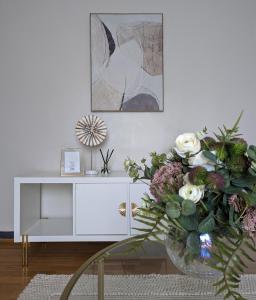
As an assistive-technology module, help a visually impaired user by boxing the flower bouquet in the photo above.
[124,113,256,300]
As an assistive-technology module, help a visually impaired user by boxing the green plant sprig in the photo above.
[211,229,256,300]
[214,111,243,143]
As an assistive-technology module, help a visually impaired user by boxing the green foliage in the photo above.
[214,111,243,143]
[249,167,256,177]
[164,194,184,203]
[198,212,215,233]
[228,138,248,156]
[211,229,256,300]
[222,186,242,194]
[150,152,167,168]
[202,150,218,163]
[178,214,198,231]
[214,142,229,161]
[247,145,256,161]
[124,152,168,183]
[226,155,249,178]
[239,192,256,206]
[166,201,181,219]
[132,199,168,242]
[124,158,141,181]
[181,200,196,216]
[232,175,256,190]
[218,168,231,188]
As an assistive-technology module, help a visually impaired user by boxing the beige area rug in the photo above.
[18,274,256,300]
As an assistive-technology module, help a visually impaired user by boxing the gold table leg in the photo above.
[98,258,104,300]
[22,234,28,267]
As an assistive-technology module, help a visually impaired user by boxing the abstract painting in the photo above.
[90,13,164,112]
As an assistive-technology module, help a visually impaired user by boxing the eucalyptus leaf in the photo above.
[222,186,242,194]
[223,194,227,206]
[181,200,196,216]
[232,175,256,189]
[166,194,184,203]
[218,168,230,187]
[249,168,256,177]
[216,207,226,223]
[186,232,200,255]
[144,166,152,179]
[198,213,215,233]
[202,150,217,162]
[178,214,198,231]
[247,145,256,161]
[229,206,235,227]
[205,192,219,210]
[166,201,181,219]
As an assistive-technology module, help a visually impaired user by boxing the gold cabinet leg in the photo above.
[22,235,24,267]
[98,258,104,300]
[22,234,29,267]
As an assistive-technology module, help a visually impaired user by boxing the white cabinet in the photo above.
[14,173,149,243]
[130,183,150,235]
[75,184,128,235]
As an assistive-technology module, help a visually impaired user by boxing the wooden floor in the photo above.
[0,239,112,300]
[1,239,256,300]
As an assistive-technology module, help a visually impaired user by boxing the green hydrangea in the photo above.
[226,155,249,177]
[228,138,248,156]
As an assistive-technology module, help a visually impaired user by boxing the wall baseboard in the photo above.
[0,231,14,239]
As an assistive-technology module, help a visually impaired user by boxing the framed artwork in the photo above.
[60,148,84,176]
[90,13,164,112]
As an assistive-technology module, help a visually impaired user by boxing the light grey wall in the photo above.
[0,0,256,231]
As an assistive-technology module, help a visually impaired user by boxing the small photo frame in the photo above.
[60,148,84,176]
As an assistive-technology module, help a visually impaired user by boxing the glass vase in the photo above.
[101,162,110,175]
[165,233,221,279]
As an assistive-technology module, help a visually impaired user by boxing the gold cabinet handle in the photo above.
[131,202,138,218]
[118,202,126,217]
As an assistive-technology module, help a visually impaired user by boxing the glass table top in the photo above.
[60,237,179,300]
[59,236,255,300]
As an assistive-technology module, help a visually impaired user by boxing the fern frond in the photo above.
[133,218,157,228]
[211,234,255,300]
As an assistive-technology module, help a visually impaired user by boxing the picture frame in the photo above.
[90,13,164,112]
[60,148,84,176]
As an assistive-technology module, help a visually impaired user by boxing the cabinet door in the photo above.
[130,183,150,235]
[75,184,128,235]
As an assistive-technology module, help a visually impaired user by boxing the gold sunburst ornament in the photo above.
[75,115,107,175]
[75,115,107,147]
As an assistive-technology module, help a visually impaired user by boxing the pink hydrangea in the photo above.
[150,162,183,202]
[242,208,256,235]
[228,194,244,212]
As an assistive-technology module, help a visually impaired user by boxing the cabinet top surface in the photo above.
[14,171,143,184]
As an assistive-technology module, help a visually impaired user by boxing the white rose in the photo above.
[188,151,215,171]
[175,133,201,157]
[179,184,204,203]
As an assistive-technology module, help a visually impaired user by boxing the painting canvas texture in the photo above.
[91,14,163,112]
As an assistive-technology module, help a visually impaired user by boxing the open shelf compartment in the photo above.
[20,183,73,239]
